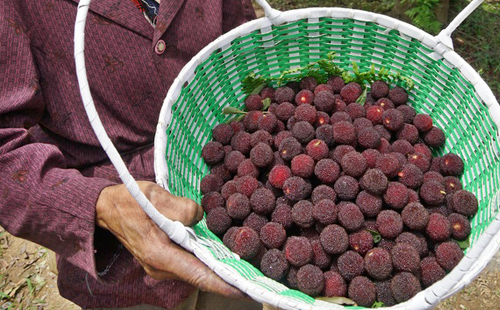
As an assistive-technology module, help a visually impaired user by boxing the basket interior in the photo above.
[162,16,500,308]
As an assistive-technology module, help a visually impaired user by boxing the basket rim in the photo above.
[153,7,500,310]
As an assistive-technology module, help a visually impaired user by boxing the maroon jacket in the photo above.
[0,1,255,308]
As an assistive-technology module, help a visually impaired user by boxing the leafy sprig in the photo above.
[317,52,344,77]
[222,106,247,122]
[348,62,415,92]
[377,67,415,90]
[276,64,326,86]
[222,106,246,115]
[241,52,414,98]
[241,52,344,93]
[222,98,273,123]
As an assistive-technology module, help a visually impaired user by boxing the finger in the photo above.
[140,182,203,226]
[166,244,245,299]
[194,198,205,222]
[162,195,203,226]
[145,231,245,299]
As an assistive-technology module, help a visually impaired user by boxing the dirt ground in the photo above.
[0,226,499,310]
[0,228,79,310]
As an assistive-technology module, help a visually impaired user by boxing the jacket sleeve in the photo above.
[0,2,117,281]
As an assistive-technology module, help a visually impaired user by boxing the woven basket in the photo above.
[74,0,500,309]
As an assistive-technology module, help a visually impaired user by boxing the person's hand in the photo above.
[96,181,244,299]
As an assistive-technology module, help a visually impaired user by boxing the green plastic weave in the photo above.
[163,17,500,308]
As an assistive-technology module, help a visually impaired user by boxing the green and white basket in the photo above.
[74,0,500,308]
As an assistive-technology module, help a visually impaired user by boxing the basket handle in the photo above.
[73,0,195,251]
[256,0,485,49]
[254,0,283,25]
[435,0,484,49]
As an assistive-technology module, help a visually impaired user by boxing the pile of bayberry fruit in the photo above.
[199,75,479,307]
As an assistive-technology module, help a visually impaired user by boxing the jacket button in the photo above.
[155,40,166,55]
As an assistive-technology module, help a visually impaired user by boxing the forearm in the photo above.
[0,131,117,277]
[1,2,115,278]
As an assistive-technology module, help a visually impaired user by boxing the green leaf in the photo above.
[408,79,415,90]
[378,67,386,77]
[372,301,385,308]
[455,237,470,250]
[307,69,327,85]
[277,67,304,86]
[241,73,270,95]
[352,61,360,76]
[318,59,343,77]
[317,59,329,68]
[375,66,414,90]
[262,98,271,111]
[245,51,345,88]
[26,277,33,295]
[225,113,246,124]
[315,296,356,306]
[404,0,443,34]
[251,82,267,95]
[304,63,316,71]
[222,106,246,115]
[356,88,368,105]
[367,229,382,243]
[0,292,10,300]
[400,76,415,90]
[342,71,354,83]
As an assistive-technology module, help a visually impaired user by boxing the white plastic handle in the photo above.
[254,0,283,24]
[436,0,484,49]
[73,0,194,252]
[256,0,485,50]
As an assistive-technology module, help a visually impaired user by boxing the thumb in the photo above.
[139,181,204,226]
[165,195,204,226]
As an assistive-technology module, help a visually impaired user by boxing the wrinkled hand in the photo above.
[96,181,244,299]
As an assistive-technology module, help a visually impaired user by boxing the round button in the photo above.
[155,40,166,55]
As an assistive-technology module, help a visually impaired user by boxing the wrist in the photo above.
[95,184,117,230]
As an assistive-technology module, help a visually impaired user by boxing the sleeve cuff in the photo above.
[48,174,135,284]
[32,171,125,283]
